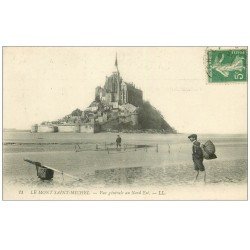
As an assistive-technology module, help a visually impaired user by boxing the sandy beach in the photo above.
[3,132,247,200]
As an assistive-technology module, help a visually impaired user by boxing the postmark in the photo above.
[207,49,247,83]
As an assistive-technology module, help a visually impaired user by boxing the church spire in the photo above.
[115,53,121,104]
[115,53,119,73]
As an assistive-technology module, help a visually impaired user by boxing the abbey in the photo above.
[95,70,143,107]
[81,55,143,131]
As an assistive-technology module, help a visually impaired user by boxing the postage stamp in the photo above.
[207,49,247,83]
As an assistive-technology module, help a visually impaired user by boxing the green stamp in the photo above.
[208,49,247,83]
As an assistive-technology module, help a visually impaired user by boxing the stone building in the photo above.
[95,56,143,107]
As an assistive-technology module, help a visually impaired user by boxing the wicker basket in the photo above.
[202,140,217,160]
[36,166,54,180]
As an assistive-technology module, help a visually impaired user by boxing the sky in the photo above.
[3,47,247,134]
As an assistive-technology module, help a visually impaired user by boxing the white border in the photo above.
[0,1,249,250]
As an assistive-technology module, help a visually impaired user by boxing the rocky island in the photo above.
[32,56,176,134]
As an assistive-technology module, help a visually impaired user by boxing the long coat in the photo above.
[192,141,205,171]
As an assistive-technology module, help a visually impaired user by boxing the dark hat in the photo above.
[188,134,197,140]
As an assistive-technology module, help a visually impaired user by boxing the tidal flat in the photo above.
[3,132,247,200]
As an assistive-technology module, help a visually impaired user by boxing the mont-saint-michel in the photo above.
[3,47,247,200]
[31,55,176,134]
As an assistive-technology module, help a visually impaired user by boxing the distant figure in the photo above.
[116,135,122,149]
[188,134,206,183]
[75,144,81,152]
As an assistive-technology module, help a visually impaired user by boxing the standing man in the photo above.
[116,135,122,149]
[188,134,206,183]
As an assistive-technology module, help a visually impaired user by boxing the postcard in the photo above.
[2,47,247,200]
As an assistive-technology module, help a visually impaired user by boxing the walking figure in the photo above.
[116,135,122,150]
[75,144,81,152]
[188,134,206,183]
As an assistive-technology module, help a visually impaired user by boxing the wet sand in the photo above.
[2,132,247,200]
